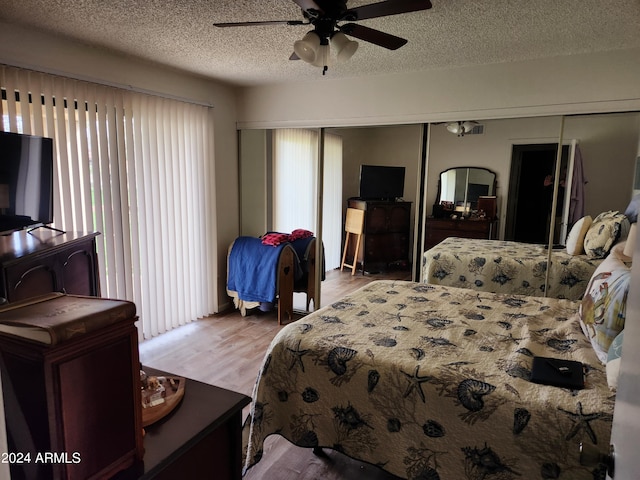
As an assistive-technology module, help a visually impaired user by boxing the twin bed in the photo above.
[421,237,603,301]
[243,280,614,479]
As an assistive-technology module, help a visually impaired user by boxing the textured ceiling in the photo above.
[0,0,639,87]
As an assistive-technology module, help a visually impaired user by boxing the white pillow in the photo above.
[566,215,592,255]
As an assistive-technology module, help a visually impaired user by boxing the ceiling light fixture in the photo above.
[293,30,358,75]
[293,31,321,63]
[446,121,479,137]
[331,32,358,63]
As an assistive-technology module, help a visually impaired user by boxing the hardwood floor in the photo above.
[139,268,410,480]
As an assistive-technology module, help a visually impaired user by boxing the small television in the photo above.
[0,131,54,234]
[359,165,405,200]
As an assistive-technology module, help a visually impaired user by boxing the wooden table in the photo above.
[115,367,251,480]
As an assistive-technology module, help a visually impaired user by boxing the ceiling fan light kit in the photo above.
[214,0,433,75]
[293,31,358,72]
[294,31,321,63]
[331,32,359,63]
[312,44,331,69]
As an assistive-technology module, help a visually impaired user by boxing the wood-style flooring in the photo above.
[139,268,411,480]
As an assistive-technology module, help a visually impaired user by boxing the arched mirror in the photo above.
[434,167,497,217]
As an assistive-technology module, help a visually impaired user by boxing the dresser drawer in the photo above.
[425,218,496,250]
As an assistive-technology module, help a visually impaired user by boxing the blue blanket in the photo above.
[227,237,294,303]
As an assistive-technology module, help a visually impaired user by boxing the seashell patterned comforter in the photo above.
[243,280,614,479]
[422,237,603,300]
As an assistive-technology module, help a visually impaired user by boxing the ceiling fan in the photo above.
[213,0,433,74]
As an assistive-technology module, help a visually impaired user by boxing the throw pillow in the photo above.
[606,330,624,390]
[579,255,631,364]
[583,211,630,259]
[289,229,314,241]
[261,232,290,246]
[565,215,592,255]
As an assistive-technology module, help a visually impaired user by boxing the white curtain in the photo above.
[273,129,342,270]
[0,65,216,340]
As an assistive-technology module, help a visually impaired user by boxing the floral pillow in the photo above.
[583,211,630,259]
[579,254,631,363]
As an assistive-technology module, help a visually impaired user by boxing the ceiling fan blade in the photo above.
[213,20,306,27]
[346,0,432,21]
[339,23,408,50]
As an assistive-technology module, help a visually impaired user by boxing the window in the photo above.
[273,129,343,270]
[0,65,216,339]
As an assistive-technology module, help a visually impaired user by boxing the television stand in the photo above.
[27,224,66,235]
[0,230,100,303]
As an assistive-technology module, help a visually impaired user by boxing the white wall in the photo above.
[563,113,640,213]
[239,129,269,238]
[334,125,423,210]
[236,48,640,129]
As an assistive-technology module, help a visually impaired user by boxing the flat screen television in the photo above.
[0,131,54,234]
[358,164,405,200]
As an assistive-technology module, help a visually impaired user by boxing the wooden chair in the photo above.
[340,208,365,275]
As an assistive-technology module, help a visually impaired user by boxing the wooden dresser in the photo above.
[114,367,251,480]
[347,199,411,273]
[425,217,497,251]
[0,294,142,480]
[0,230,100,303]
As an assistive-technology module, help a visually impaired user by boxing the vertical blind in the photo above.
[322,132,343,270]
[0,65,216,340]
[273,129,342,270]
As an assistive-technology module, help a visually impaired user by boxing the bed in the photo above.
[227,235,319,324]
[243,279,615,479]
[422,211,631,301]
[421,237,603,300]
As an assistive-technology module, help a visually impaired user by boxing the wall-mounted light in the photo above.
[446,121,479,137]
